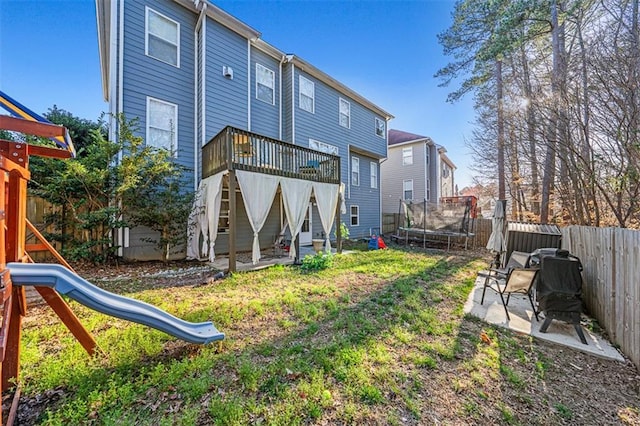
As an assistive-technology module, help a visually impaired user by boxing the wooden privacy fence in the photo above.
[562,226,640,369]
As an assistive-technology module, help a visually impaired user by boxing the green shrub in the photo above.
[300,252,333,272]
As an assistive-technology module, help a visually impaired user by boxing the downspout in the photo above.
[278,55,285,140]
[291,60,295,143]
[117,0,126,256]
[424,140,429,202]
[247,39,251,131]
[194,2,207,190]
[436,148,443,204]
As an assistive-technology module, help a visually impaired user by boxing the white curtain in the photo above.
[236,170,280,264]
[280,177,313,259]
[339,182,347,214]
[313,182,339,252]
[186,183,206,260]
[186,172,224,261]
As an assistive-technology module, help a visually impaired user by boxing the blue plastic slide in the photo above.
[7,262,224,344]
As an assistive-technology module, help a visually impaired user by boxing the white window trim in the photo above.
[309,138,338,155]
[350,205,360,227]
[375,117,385,138]
[402,147,413,166]
[299,75,315,113]
[351,156,360,187]
[255,63,275,105]
[339,97,350,128]
[370,161,378,189]
[146,96,178,157]
[403,179,414,200]
[145,7,180,68]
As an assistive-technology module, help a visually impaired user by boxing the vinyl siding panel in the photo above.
[214,190,282,253]
[250,49,280,139]
[121,0,196,183]
[380,142,432,214]
[291,68,385,238]
[205,18,248,138]
[346,152,380,238]
[282,63,293,142]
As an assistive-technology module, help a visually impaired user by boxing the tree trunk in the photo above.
[541,0,565,224]
[496,59,506,200]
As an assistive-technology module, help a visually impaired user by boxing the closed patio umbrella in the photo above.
[486,200,506,267]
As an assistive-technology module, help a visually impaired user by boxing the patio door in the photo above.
[299,203,312,246]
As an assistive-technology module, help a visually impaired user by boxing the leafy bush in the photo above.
[300,252,333,273]
[30,112,193,263]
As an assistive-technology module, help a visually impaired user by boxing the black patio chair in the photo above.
[479,267,540,322]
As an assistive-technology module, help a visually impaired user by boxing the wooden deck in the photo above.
[202,126,340,184]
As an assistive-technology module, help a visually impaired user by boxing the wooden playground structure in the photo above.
[0,113,98,425]
[0,93,223,424]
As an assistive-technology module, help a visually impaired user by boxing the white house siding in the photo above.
[381,141,429,214]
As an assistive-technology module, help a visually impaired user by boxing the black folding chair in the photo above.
[479,267,540,322]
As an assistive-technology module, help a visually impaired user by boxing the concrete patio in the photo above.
[464,273,624,361]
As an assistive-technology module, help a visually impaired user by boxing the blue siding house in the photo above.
[96,0,393,262]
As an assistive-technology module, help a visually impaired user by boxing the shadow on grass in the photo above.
[25,248,505,424]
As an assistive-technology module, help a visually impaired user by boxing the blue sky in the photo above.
[0,0,476,188]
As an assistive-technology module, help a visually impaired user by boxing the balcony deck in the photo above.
[202,126,340,184]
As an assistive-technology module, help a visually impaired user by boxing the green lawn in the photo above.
[16,245,640,425]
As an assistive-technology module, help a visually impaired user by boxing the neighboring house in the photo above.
[380,129,456,215]
[96,0,393,261]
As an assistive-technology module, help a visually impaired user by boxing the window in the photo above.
[442,163,450,178]
[370,161,378,188]
[146,7,180,67]
[299,75,314,113]
[256,63,275,104]
[350,205,359,226]
[425,148,430,165]
[339,98,350,128]
[147,97,178,156]
[351,156,360,187]
[375,117,385,138]
[309,139,338,155]
[403,179,413,200]
[426,178,431,201]
[402,147,413,165]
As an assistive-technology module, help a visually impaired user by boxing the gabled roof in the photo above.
[388,129,433,146]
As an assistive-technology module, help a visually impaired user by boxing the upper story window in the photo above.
[309,139,338,155]
[147,97,178,156]
[256,63,275,105]
[145,7,180,67]
[426,178,431,201]
[375,117,385,138]
[370,161,378,189]
[402,147,413,165]
[299,76,314,113]
[425,148,430,165]
[403,179,414,200]
[442,163,450,178]
[351,156,360,187]
[339,98,350,128]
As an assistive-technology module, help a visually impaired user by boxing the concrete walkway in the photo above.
[464,273,624,362]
